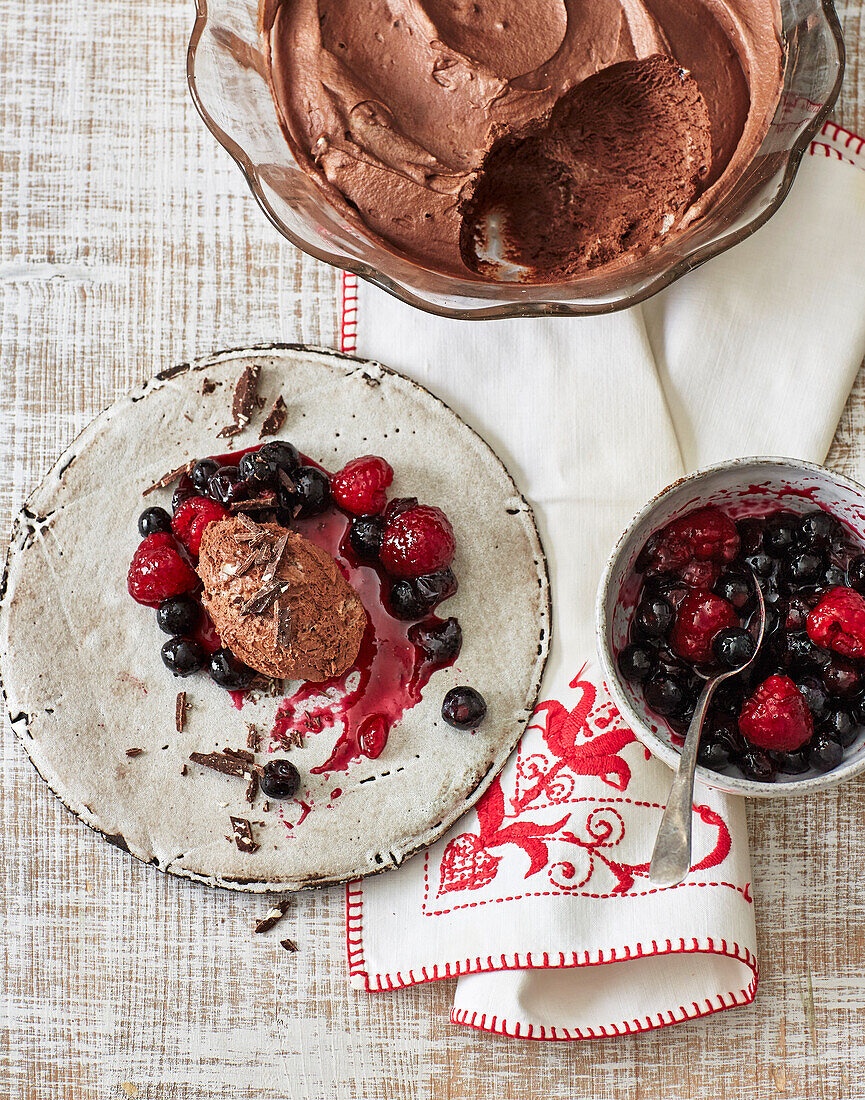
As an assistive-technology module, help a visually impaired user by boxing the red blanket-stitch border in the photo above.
[339,123,858,1039]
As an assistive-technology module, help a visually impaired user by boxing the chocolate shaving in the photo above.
[305,714,322,731]
[180,764,188,776]
[241,582,284,616]
[189,750,249,779]
[284,728,305,749]
[217,423,243,439]
[142,460,192,497]
[262,532,290,587]
[232,363,261,427]
[224,747,255,764]
[175,691,187,733]
[280,938,299,953]
[234,548,260,577]
[245,771,259,806]
[254,899,292,934]
[276,605,292,648]
[245,723,261,751]
[260,395,287,438]
[202,377,218,395]
[230,495,276,513]
[125,747,144,758]
[229,816,259,854]
[236,513,264,534]
[277,468,297,493]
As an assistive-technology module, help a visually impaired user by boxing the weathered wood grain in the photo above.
[1,1,865,1097]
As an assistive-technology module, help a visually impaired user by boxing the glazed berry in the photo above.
[785,596,814,633]
[738,748,776,782]
[807,586,865,658]
[823,565,847,589]
[208,648,255,690]
[389,579,431,621]
[408,617,462,665]
[697,736,732,771]
[712,628,756,669]
[442,686,487,730]
[207,465,245,505]
[781,550,823,587]
[669,591,738,664]
[259,440,301,477]
[260,758,301,800]
[172,482,194,511]
[798,509,843,550]
[736,517,764,555]
[348,516,384,561]
[713,572,755,614]
[160,636,206,677]
[172,496,229,556]
[383,496,418,521]
[739,674,813,751]
[770,747,811,775]
[331,455,394,516]
[634,595,674,638]
[138,506,172,537]
[127,532,199,606]
[821,656,861,699]
[636,506,740,576]
[191,458,220,493]
[784,633,826,674]
[763,512,799,557]
[679,560,721,589]
[644,674,688,718]
[238,449,275,487]
[156,594,201,636]
[415,567,458,607]
[746,551,776,579]
[618,643,655,684]
[795,678,830,722]
[847,554,865,593]
[279,466,331,519]
[380,504,456,579]
[823,707,858,748]
[808,734,844,773]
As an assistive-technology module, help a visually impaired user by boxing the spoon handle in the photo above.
[649,677,717,887]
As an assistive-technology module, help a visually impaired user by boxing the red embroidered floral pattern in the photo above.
[436,670,732,900]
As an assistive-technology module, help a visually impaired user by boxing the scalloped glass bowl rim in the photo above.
[186,0,845,321]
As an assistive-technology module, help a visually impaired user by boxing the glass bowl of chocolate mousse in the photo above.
[188,0,844,319]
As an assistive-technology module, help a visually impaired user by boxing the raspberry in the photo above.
[171,496,229,556]
[379,505,456,579]
[739,675,814,751]
[679,559,721,590]
[669,590,738,663]
[127,533,199,606]
[638,506,740,576]
[330,455,394,516]
[807,586,865,659]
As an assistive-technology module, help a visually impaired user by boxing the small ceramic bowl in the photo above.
[596,457,865,797]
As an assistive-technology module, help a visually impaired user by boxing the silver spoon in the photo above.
[649,572,766,887]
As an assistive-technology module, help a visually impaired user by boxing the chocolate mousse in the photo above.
[197,516,366,682]
[260,0,784,282]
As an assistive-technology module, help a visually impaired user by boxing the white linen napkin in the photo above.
[341,121,865,1039]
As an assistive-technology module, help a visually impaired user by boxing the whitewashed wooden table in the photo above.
[2,3,865,1097]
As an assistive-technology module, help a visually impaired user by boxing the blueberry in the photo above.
[738,748,776,782]
[389,579,431,621]
[763,513,799,557]
[712,628,756,669]
[442,686,487,730]
[191,458,220,493]
[415,568,458,608]
[823,565,847,589]
[823,708,859,748]
[784,596,813,633]
[172,483,194,511]
[634,595,674,638]
[713,680,745,715]
[770,747,811,775]
[138,506,172,537]
[161,636,206,676]
[697,736,733,770]
[644,674,687,718]
[736,517,765,555]
[848,554,865,594]
[618,643,655,684]
[746,552,776,579]
[799,510,844,550]
[259,441,301,477]
[260,759,301,800]
[348,516,384,561]
[808,734,844,773]
[156,595,201,636]
[238,449,275,487]
[823,657,862,699]
[278,466,330,519]
[713,572,755,614]
[783,633,825,674]
[208,648,255,690]
[796,678,831,722]
[207,465,244,504]
[781,550,823,587]
[408,617,462,665]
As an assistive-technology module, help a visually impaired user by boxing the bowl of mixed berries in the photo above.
[597,458,865,796]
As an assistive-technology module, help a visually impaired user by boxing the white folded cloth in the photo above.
[340,121,865,1039]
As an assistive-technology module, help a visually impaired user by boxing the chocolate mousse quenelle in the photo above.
[260,0,784,281]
